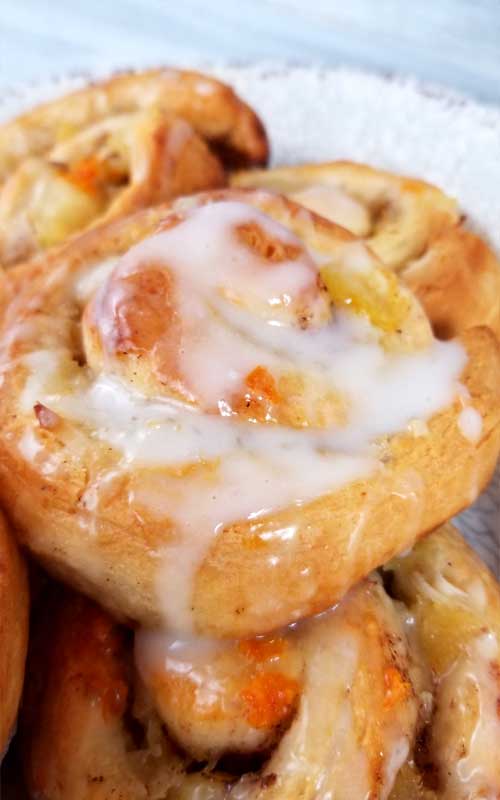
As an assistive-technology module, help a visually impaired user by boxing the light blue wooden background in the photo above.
[1,0,500,103]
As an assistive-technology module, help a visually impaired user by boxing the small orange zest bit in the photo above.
[61,155,124,196]
[238,637,287,663]
[63,156,104,195]
[240,672,300,729]
[383,665,410,711]
[245,366,281,404]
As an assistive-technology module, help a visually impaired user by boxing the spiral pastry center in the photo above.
[2,192,478,634]
[83,200,331,413]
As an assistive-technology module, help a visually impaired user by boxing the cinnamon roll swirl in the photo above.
[0,69,268,266]
[0,190,498,637]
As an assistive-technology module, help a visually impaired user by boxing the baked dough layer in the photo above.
[232,162,500,339]
[0,69,269,266]
[0,192,499,637]
[20,525,500,799]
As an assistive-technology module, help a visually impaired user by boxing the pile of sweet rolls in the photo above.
[1,69,500,800]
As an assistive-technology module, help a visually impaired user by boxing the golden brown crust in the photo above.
[403,225,500,340]
[21,590,156,800]
[136,629,304,761]
[21,526,500,799]
[0,113,226,263]
[22,576,417,800]
[0,192,499,638]
[193,327,500,636]
[1,325,497,638]
[232,161,500,340]
[0,69,268,179]
[232,161,459,268]
[0,510,29,754]
[0,69,268,267]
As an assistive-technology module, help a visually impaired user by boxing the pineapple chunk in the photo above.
[320,240,431,350]
[30,166,104,247]
[321,255,410,333]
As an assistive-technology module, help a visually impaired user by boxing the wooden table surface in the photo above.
[1,0,500,103]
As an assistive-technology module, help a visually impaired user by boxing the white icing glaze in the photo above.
[12,200,468,632]
[136,629,228,674]
[290,184,371,237]
[135,630,230,712]
[280,632,371,800]
[18,337,464,631]
[91,201,328,404]
[458,406,483,444]
[73,256,119,304]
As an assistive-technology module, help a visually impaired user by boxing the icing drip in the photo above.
[458,405,483,444]
[12,199,469,632]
